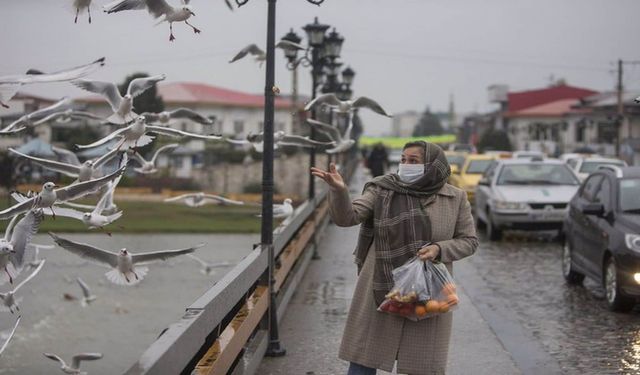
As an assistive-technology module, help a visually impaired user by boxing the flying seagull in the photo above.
[0,97,73,133]
[76,277,97,306]
[306,119,355,154]
[635,95,639,104]
[0,260,45,314]
[31,109,106,126]
[164,192,244,207]
[226,131,333,153]
[0,210,44,285]
[0,57,105,108]
[129,143,179,174]
[304,93,392,117]
[49,232,203,285]
[0,164,126,220]
[71,74,166,124]
[0,316,21,356]
[104,0,200,41]
[229,40,305,65]
[141,108,214,125]
[187,254,233,276]
[43,352,103,374]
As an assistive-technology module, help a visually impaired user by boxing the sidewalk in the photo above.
[258,167,520,374]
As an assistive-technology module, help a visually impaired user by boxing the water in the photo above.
[0,233,259,374]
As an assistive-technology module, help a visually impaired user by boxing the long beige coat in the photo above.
[329,182,478,375]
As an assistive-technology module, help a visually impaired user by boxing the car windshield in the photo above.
[446,155,465,168]
[579,160,625,173]
[497,164,579,185]
[465,160,493,174]
[621,179,640,213]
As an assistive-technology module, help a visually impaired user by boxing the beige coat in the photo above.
[329,182,478,375]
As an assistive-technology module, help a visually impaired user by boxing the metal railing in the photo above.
[125,158,358,375]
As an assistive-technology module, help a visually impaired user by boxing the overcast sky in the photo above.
[2,0,640,135]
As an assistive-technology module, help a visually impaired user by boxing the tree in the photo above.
[118,72,165,115]
[477,128,512,152]
[412,107,443,136]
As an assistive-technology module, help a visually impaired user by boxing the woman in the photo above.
[310,141,478,375]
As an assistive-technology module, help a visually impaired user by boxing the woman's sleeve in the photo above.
[328,185,376,227]
[435,190,479,262]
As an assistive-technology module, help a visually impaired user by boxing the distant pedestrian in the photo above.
[366,143,389,177]
[311,141,478,375]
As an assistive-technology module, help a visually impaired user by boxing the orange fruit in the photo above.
[439,303,450,313]
[446,294,459,306]
[442,283,457,296]
[414,304,428,317]
[425,300,440,314]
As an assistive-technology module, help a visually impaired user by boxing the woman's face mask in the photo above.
[398,163,425,183]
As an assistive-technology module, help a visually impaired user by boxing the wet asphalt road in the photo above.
[469,230,640,375]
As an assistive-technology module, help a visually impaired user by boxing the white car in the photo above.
[512,151,545,159]
[566,157,627,181]
[475,158,581,240]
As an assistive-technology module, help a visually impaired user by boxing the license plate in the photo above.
[530,212,565,220]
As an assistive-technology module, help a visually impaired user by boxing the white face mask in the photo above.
[397,163,425,183]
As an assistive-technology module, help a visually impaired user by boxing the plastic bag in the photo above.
[377,257,459,321]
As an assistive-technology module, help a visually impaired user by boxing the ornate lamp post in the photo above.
[233,0,326,358]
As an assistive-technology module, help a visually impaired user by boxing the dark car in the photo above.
[562,165,640,311]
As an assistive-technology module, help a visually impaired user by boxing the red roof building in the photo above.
[505,84,597,117]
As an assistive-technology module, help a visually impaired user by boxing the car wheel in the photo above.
[485,209,502,241]
[562,240,584,284]
[604,256,635,312]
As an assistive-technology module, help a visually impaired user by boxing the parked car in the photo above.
[566,156,627,181]
[448,154,496,205]
[444,151,467,173]
[562,165,640,311]
[447,143,476,153]
[475,158,581,240]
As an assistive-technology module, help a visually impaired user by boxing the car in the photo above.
[566,156,627,181]
[444,151,467,173]
[447,143,476,153]
[448,154,497,205]
[474,158,581,240]
[562,166,640,312]
[512,150,545,159]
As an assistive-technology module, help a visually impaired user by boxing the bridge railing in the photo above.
[125,158,358,375]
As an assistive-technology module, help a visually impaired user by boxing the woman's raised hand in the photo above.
[310,163,346,191]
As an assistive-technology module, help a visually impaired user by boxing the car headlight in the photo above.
[625,234,640,252]
[493,200,528,211]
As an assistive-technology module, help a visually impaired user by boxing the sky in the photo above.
[1,0,640,136]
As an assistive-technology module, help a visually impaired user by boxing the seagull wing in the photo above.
[10,209,44,269]
[131,243,203,265]
[51,146,81,166]
[280,135,335,147]
[303,93,341,111]
[139,112,160,122]
[72,353,103,369]
[76,278,93,299]
[0,117,27,133]
[72,79,122,112]
[186,253,208,267]
[91,146,121,169]
[126,74,166,98]
[0,316,21,356]
[229,44,264,63]
[129,150,148,167]
[275,40,306,51]
[68,111,105,121]
[94,175,122,214]
[75,126,128,149]
[43,353,67,367]
[0,197,35,220]
[202,194,244,205]
[55,164,126,202]
[42,206,85,221]
[306,119,341,141]
[146,125,222,140]
[352,96,392,117]
[169,108,213,125]
[225,138,249,146]
[150,143,179,164]
[0,58,106,85]
[0,83,21,107]
[103,0,146,13]
[14,259,45,293]
[9,148,80,177]
[25,98,73,121]
[144,0,173,18]
[49,232,118,267]
[3,214,21,242]
[164,193,196,202]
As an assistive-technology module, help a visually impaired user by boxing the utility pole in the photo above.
[616,59,623,157]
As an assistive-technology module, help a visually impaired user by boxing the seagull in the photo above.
[72,0,94,23]
[257,198,294,220]
[0,163,126,220]
[0,260,45,314]
[0,57,105,108]
[0,316,21,356]
[104,0,200,42]
[229,40,306,65]
[76,277,97,306]
[0,97,73,133]
[26,243,54,270]
[51,146,81,167]
[75,115,222,150]
[129,143,179,174]
[71,74,166,125]
[186,254,233,276]
[0,210,44,284]
[303,93,392,118]
[31,109,106,126]
[306,119,355,154]
[43,352,103,375]
[226,131,333,153]
[635,95,640,104]
[164,192,244,207]
[141,108,214,126]
[9,145,120,183]
[49,232,203,285]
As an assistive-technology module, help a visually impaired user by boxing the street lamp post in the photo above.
[234,0,326,358]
